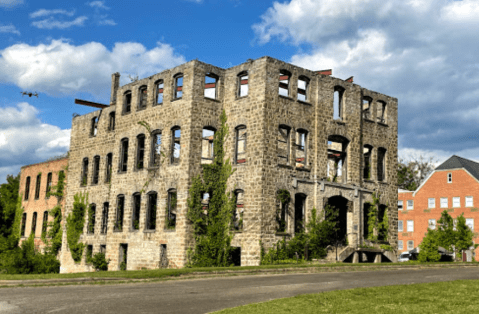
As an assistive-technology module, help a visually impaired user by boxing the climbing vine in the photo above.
[365,192,389,242]
[66,192,88,262]
[87,204,95,233]
[187,110,236,267]
[42,169,65,256]
[276,189,290,233]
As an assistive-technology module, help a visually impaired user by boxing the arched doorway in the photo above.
[325,195,349,243]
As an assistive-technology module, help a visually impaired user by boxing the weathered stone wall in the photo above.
[60,56,397,273]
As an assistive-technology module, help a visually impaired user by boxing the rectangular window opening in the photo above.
[35,174,41,199]
[171,128,181,164]
[46,172,52,197]
[236,127,247,164]
[238,74,248,97]
[115,196,124,232]
[101,202,109,234]
[92,156,100,184]
[156,81,164,104]
[362,97,371,120]
[204,74,217,99]
[167,190,177,229]
[278,126,290,165]
[132,194,141,230]
[295,131,307,168]
[120,139,129,172]
[147,193,157,230]
[279,71,290,97]
[137,135,145,169]
[201,128,215,165]
[174,75,183,99]
[297,77,308,101]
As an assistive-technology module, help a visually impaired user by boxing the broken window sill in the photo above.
[333,119,346,126]
[364,118,375,123]
[278,164,293,169]
[363,179,374,183]
[236,95,248,101]
[204,97,221,103]
[378,122,388,127]
[171,97,182,102]
[152,102,163,107]
[297,100,312,106]
[296,167,311,172]
[279,95,293,101]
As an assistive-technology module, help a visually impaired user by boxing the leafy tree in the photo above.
[187,110,236,267]
[455,214,475,256]
[418,230,441,262]
[66,193,88,262]
[307,206,338,259]
[91,252,110,271]
[398,156,436,191]
[0,173,20,237]
[435,210,456,252]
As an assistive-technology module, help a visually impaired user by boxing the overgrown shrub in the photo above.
[66,193,88,262]
[91,252,109,271]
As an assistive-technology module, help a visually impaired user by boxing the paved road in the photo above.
[1,267,478,314]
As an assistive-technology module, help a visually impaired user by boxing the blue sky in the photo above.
[1,0,479,183]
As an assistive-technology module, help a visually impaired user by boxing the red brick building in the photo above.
[398,155,479,260]
[18,156,68,251]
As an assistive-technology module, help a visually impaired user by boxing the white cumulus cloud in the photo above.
[87,1,110,10]
[0,24,20,35]
[0,0,24,8]
[29,9,76,18]
[31,16,88,29]
[0,39,186,98]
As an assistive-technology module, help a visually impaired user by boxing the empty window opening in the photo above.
[108,112,115,131]
[156,80,164,104]
[204,73,218,99]
[378,204,387,241]
[24,176,30,200]
[101,202,109,234]
[377,148,386,182]
[363,145,372,180]
[146,192,157,230]
[171,127,181,164]
[333,87,344,120]
[120,138,129,172]
[174,74,183,99]
[201,127,215,165]
[132,193,141,230]
[124,91,132,113]
[41,210,48,238]
[105,153,113,183]
[277,125,290,164]
[46,172,53,197]
[235,126,247,164]
[115,195,124,232]
[21,213,27,236]
[277,190,289,233]
[81,158,88,186]
[160,244,168,268]
[136,134,145,169]
[363,203,372,238]
[362,97,372,120]
[294,194,306,233]
[91,116,98,136]
[297,76,309,102]
[238,72,248,97]
[151,131,162,167]
[31,212,37,237]
[325,196,349,242]
[119,244,128,271]
[138,85,147,109]
[295,129,308,168]
[35,173,41,199]
[92,156,100,184]
[167,189,177,229]
[327,135,349,183]
[86,245,93,263]
[232,190,244,231]
[230,247,241,266]
[279,70,290,97]
[88,204,96,234]
[377,101,386,124]
[100,245,106,254]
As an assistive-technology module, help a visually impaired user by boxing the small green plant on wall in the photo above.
[66,192,88,262]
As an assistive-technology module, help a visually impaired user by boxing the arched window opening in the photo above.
[91,116,98,136]
[81,158,88,186]
[204,73,218,99]
[279,70,290,97]
[138,85,147,109]
[297,76,309,101]
[146,192,157,230]
[46,172,52,197]
[232,190,244,231]
[278,125,290,164]
[363,145,373,180]
[21,213,26,236]
[119,138,129,172]
[35,173,41,199]
[150,130,162,167]
[88,204,96,234]
[295,129,308,168]
[327,135,349,183]
[105,153,113,183]
[166,189,177,229]
[277,190,289,233]
[174,73,183,99]
[92,156,100,184]
[101,202,109,234]
[124,91,132,113]
[156,80,164,104]
[235,126,247,164]
[238,71,248,97]
[115,195,125,232]
[31,212,37,237]
[171,127,181,164]
[24,176,30,200]
[132,193,141,230]
[136,134,145,169]
[333,86,344,120]
[108,112,115,131]
[362,96,372,120]
[41,211,48,238]
[201,127,216,165]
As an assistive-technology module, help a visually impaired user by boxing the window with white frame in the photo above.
[398,220,403,232]
[466,196,473,207]
[448,172,452,183]
[440,197,448,208]
[453,219,457,231]
[407,220,414,232]
[466,218,474,231]
[453,197,460,208]
[428,219,436,230]
[428,198,435,208]
[407,200,413,210]
[407,240,414,250]
[398,200,403,210]
[398,240,403,250]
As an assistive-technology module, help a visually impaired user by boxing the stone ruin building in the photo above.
[59,56,398,273]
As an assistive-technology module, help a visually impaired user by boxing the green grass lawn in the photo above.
[213,280,479,314]
[0,261,473,281]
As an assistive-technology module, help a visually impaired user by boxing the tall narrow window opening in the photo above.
[235,126,247,164]
[91,116,98,136]
[297,76,309,102]
[151,131,162,167]
[24,176,30,200]
[156,80,164,104]
[119,138,129,172]
[232,190,244,231]
[132,193,141,230]
[88,204,96,234]
[108,112,115,131]
[21,213,26,236]
[105,153,112,183]
[115,195,124,232]
[201,127,215,165]
[41,211,48,238]
[238,72,248,97]
[81,158,88,186]
[31,212,37,236]
[92,156,100,184]
[171,127,181,164]
[295,129,308,168]
[362,97,372,120]
[294,194,306,233]
[146,192,157,230]
[377,101,387,124]
[136,134,145,169]
[204,73,218,99]
[35,173,41,199]
[124,91,132,113]
[101,202,109,234]
[333,86,344,120]
[167,189,177,229]
[46,172,53,197]
[277,191,288,233]
[279,70,290,97]
[377,147,386,182]
[278,125,290,164]
[174,74,183,99]
[327,135,349,183]
[363,145,373,180]
[138,85,147,109]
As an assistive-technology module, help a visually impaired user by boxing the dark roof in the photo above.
[435,155,479,181]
